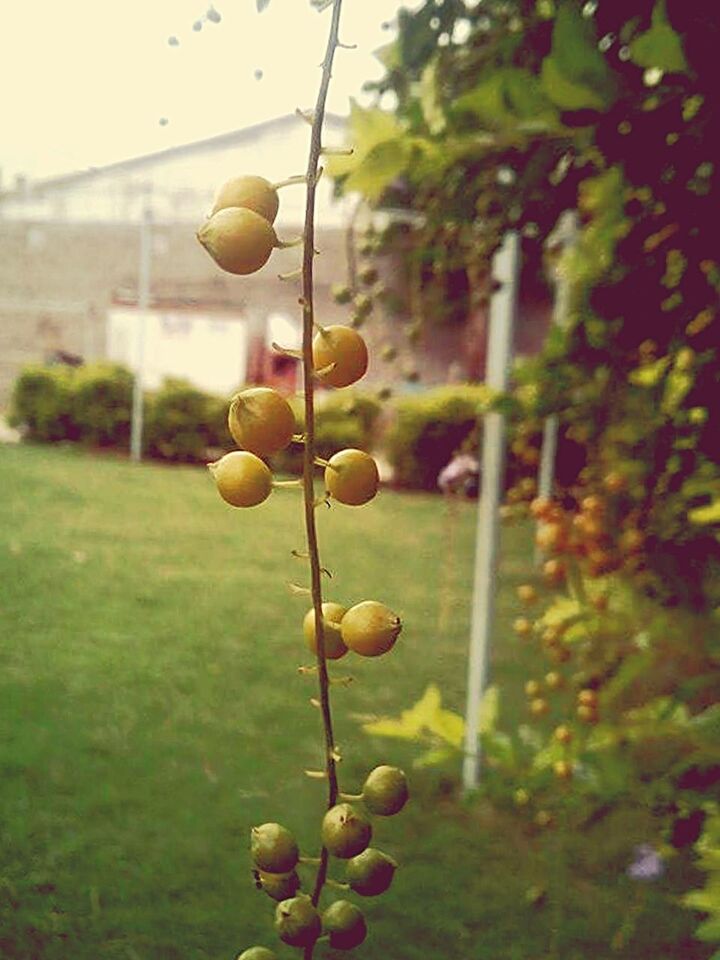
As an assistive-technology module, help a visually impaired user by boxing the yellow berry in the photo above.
[208,451,272,507]
[228,387,295,456]
[325,449,379,506]
[312,325,368,388]
[211,174,279,223]
[197,207,277,275]
[303,603,348,660]
[341,600,402,658]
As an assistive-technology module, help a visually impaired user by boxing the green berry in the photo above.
[251,823,299,873]
[254,868,301,901]
[353,293,373,318]
[274,896,321,947]
[359,265,379,286]
[322,900,367,950]
[346,848,397,896]
[362,765,408,816]
[331,283,352,305]
[237,948,277,960]
[321,803,371,859]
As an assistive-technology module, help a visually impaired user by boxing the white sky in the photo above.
[0,0,410,185]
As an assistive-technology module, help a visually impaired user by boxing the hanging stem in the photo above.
[299,1,344,952]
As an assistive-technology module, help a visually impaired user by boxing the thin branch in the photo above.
[298,0,344,951]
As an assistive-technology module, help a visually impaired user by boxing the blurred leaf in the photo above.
[362,683,442,739]
[478,684,499,734]
[541,56,608,112]
[344,139,410,200]
[418,57,446,135]
[455,68,558,130]
[689,501,720,525]
[629,356,670,386]
[414,745,457,768]
[630,0,688,72]
[374,40,401,71]
[256,0,271,11]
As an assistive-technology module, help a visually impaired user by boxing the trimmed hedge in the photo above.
[144,379,230,463]
[270,390,382,475]
[385,385,491,490]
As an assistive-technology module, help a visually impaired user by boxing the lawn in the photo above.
[0,443,703,960]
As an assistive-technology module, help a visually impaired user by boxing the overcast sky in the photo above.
[0,0,409,185]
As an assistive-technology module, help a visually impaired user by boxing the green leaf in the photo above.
[540,3,617,111]
[629,356,670,386]
[362,683,442,740]
[256,0,271,10]
[455,69,558,130]
[374,40,401,72]
[689,501,720,525]
[630,0,688,73]
[414,745,457,768]
[343,139,410,200]
[478,684,499,734]
[541,56,607,112]
[426,707,464,748]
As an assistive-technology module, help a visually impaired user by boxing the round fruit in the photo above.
[322,900,367,950]
[524,680,541,698]
[530,697,549,717]
[331,283,353,305]
[380,344,397,362]
[321,803,371,859]
[543,558,566,585]
[554,725,573,745]
[577,689,598,708]
[514,617,532,637]
[197,207,277,275]
[346,848,397,896]
[255,869,300,901]
[545,671,564,690]
[358,265,378,285]
[517,584,538,604]
[325,449,379,506]
[209,452,272,508]
[340,600,402,657]
[577,704,598,724]
[237,948,277,960]
[362,765,408,816]
[513,787,530,807]
[534,810,553,829]
[228,387,295,456]
[312,325,368,388]
[303,602,348,660]
[211,175,279,223]
[274,896,321,947]
[251,823,299,873]
[553,760,573,780]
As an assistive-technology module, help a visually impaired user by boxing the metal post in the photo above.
[462,231,520,792]
[534,210,579,561]
[130,207,152,462]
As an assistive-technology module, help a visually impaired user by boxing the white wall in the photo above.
[107,308,248,396]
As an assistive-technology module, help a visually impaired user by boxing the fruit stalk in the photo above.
[299,0,344,940]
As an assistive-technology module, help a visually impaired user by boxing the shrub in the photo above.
[145,378,232,463]
[9,365,80,442]
[271,390,381,476]
[384,385,490,490]
[71,363,133,447]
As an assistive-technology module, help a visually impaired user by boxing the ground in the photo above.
[0,443,705,960]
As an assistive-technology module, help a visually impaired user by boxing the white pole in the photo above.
[462,231,520,792]
[130,207,152,462]
[534,211,579,560]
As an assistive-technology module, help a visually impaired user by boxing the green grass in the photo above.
[0,443,704,960]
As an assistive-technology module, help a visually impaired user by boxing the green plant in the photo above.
[144,377,228,463]
[195,3,409,956]
[9,364,79,443]
[71,362,133,447]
